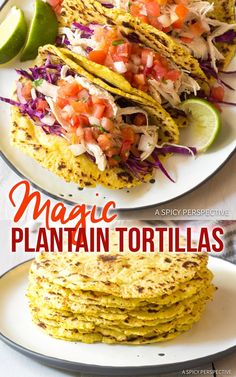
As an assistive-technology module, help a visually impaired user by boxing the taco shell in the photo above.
[11,45,180,189]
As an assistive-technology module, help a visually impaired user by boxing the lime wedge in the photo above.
[179,98,221,152]
[0,6,27,64]
[20,0,58,62]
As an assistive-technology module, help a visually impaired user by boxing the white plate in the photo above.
[0,0,236,209]
[0,257,236,376]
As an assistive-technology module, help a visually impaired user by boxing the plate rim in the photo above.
[1,0,236,211]
[1,146,235,212]
[0,258,236,376]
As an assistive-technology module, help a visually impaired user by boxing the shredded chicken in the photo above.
[45,97,70,130]
[73,76,119,116]
[138,131,158,160]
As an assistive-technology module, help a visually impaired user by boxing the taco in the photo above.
[56,22,201,109]
[58,0,207,80]
[1,45,195,189]
[58,0,236,101]
[101,0,236,72]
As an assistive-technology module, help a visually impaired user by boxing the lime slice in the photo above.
[0,6,27,64]
[179,98,221,152]
[20,0,58,62]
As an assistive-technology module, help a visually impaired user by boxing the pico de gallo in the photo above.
[57,23,200,106]
[0,54,197,180]
[98,0,236,73]
[47,0,62,14]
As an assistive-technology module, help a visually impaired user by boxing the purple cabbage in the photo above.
[154,145,197,156]
[56,35,70,46]
[200,59,235,91]
[15,69,33,81]
[101,3,114,8]
[124,144,197,182]
[151,154,175,183]
[72,22,94,38]
[0,54,69,137]
[123,154,152,180]
[86,46,93,53]
[215,30,236,43]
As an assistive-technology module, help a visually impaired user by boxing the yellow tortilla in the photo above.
[11,45,180,189]
[59,0,206,80]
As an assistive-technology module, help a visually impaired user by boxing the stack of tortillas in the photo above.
[28,249,215,344]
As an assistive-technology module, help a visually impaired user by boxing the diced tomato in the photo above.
[148,16,163,30]
[70,114,81,128]
[124,71,134,83]
[108,45,117,55]
[104,52,114,70]
[130,44,142,56]
[54,5,61,14]
[141,49,153,66]
[56,97,69,108]
[189,21,206,37]
[116,42,132,58]
[133,113,147,126]
[121,126,136,143]
[180,36,193,43]
[47,0,61,6]
[112,53,129,63]
[144,65,153,76]
[88,50,107,65]
[97,134,113,151]
[58,82,81,97]
[173,3,188,28]
[158,55,169,68]
[120,140,132,161]
[153,61,167,80]
[210,86,224,102]
[145,1,160,17]
[21,83,32,101]
[97,134,117,156]
[165,70,181,81]
[138,15,149,23]
[104,103,114,118]
[175,3,189,19]
[92,104,106,119]
[91,96,106,105]
[84,128,96,143]
[101,118,114,132]
[133,73,146,87]
[78,115,90,127]
[70,100,90,113]
[36,99,48,112]
[103,28,120,48]
[172,19,184,29]
[162,26,172,33]
[130,4,141,17]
